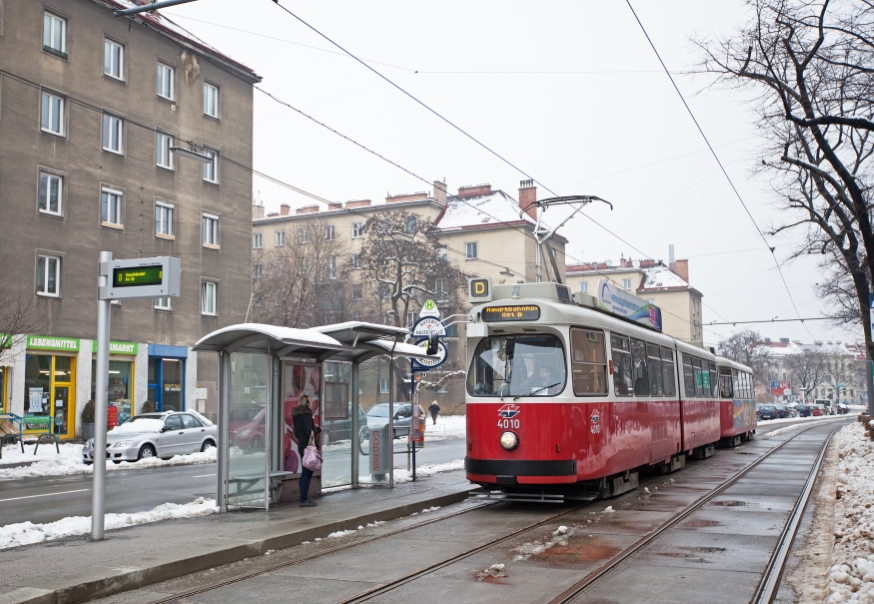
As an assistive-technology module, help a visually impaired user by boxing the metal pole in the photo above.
[264,352,271,511]
[351,362,359,488]
[91,251,112,540]
[389,356,394,488]
[411,369,417,482]
[867,358,874,416]
[114,0,199,16]
[217,351,230,513]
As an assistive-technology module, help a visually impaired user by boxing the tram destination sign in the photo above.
[482,305,540,322]
[99,256,181,300]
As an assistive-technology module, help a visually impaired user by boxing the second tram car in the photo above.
[464,281,755,500]
[716,356,757,447]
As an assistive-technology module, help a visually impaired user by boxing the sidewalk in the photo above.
[0,471,476,604]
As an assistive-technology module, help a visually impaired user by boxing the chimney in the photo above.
[328,202,343,211]
[346,199,371,208]
[669,244,675,264]
[252,204,265,220]
[386,191,428,204]
[672,259,689,283]
[279,204,291,216]
[780,338,790,343]
[267,211,279,218]
[296,205,319,215]
[433,180,447,206]
[619,255,627,269]
[457,183,492,198]
[518,179,536,220]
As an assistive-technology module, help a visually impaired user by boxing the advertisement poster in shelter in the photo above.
[282,364,320,474]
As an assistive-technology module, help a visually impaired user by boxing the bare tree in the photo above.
[0,261,44,365]
[782,345,828,399]
[698,0,874,358]
[718,329,771,384]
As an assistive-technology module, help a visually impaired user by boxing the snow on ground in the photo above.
[0,497,218,550]
[0,445,215,480]
[393,458,465,483]
[423,414,465,441]
[827,421,874,603]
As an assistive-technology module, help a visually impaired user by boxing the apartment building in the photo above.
[0,0,260,437]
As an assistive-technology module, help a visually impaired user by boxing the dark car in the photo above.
[321,403,367,445]
[365,402,426,439]
[795,404,813,417]
[773,404,790,419]
[757,405,779,420]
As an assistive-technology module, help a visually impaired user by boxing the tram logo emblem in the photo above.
[497,404,521,419]
[591,409,600,423]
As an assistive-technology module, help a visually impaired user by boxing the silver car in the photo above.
[82,411,217,464]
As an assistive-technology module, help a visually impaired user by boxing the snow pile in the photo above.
[513,526,575,561]
[0,497,217,550]
[0,443,84,466]
[827,422,874,603]
[109,419,164,434]
[424,415,466,441]
[393,459,464,483]
[326,529,357,539]
[0,447,215,480]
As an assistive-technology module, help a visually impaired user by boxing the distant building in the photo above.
[0,0,260,437]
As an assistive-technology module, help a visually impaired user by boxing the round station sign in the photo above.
[412,317,446,337]
[412,338,447,370]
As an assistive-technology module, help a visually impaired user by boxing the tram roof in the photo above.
[715,355,753,373]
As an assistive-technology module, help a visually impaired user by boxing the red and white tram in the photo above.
[716,356,757,447]
[464,281,755,500]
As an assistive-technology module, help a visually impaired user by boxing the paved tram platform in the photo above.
[0,472,476,604]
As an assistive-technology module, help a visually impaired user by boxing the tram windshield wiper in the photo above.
[513,382,561,400]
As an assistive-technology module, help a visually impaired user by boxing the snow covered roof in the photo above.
[640,266,690,290]
[437,190,535,230]
[760,341,855,358]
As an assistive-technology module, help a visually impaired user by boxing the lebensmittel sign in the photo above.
[27,335,80,351]
[91,340,138,355]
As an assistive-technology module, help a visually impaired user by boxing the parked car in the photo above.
[82,411,217,464]
[229,404,265,450]
[321,402,367,445]
[773,404,791,419]
[365,402,426,439]
[757,405,779,421]
[795,404,813,417]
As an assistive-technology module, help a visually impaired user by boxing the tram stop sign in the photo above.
[99,256,181,300]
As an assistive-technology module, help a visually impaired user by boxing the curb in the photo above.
[3,484,477,604]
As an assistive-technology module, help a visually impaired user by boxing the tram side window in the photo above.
[610,334,633,396]
[732,369,740,400]
[661,347,677,397]
[682,354,696,397]
[570,328,608,395]
[692,357,705,398]
[631,338,649,396]
[647,344,663,396]
[709,362,718,398]
[719,369,733,398]
[743,372,752,399]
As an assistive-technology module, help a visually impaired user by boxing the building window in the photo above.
[325,225,335,241]
[298,227,308,244]
[101,188,123,227]
[156,133,174,169]
[405,216,418,235]
[40,91,64,135]
[378,283,390,299]
[38,172,63,216]
[352,253,362,269]
[201,281,217,316]
[466,242,478,259]
[253,233,263,249]
[202,213,219,247]
[154,297,172,311]
[43,12,66,57]
[379,377,390,394]
[535,244,541,267]
[445,323,458,338]
[202,149,218,183]
[439,252,448,262]
[157,63,174,100]
[326,255,337,279]
[274,231,285,247]
[535,274,542,282]
[155,202,174,237]
[352,222,364,238]
[298,257,309,276]
[203,82,219,117]
[104,39,124,79]
[407,311,417,327]
[253,263,262,278]
[647,298,655,304]
[102,114,123,154]
[580,281,588,293]
[352,284,363,299]
[37,254,60,297]
[622,278,632,289]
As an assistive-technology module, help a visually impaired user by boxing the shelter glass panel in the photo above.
[228,352,268,507]
[321,361,352,488]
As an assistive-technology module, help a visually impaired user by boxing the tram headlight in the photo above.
[499,431,519,451]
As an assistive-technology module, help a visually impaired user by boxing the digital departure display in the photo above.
[482,305,541,322]
[113,265,163,287]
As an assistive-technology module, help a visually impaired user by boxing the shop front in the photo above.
[148,344,187,412]
[91,341,137,425]
[23,335,79,439]
[0,365,8,414]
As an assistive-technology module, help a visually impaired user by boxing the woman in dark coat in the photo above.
[292,395,320,507]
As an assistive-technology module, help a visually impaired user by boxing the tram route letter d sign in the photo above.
[468,278,491,301]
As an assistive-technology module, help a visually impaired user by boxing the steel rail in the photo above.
[548,422,843,604]
[752,428,837,603]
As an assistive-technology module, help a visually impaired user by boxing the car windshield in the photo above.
[467,334,566,397]
[760,406,775,411]
[367,405,390,418]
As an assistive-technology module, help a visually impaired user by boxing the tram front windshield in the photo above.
[467,335,566,397]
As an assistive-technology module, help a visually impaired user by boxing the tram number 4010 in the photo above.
[498,418,520,429]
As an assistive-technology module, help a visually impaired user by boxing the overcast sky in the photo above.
[167,0,856,347]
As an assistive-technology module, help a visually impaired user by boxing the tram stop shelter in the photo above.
[193,321,436,511]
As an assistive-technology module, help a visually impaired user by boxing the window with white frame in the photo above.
[298,227,308,244]
[43,12,66,56]
[203,82,218,117]
[38,172,63,216]
[156,132,174,169]
[40,91,64,135]
[101,188,123,226]
[439,252,448,262]
[535,244,541,266]
[202,149,218,183]
[274,231,285,246]
[155,201,173,237]
[465,242,478,259]
[352,253,362,269]
[156,63,174,100]
[36,254,60,297]
[253,233,263,249]
[103,39,124,79]
[298,257,309,276]
[325,225,335,241]
[647,298,655,304]
[406,311,417,327]
[201,281,217,315]
[102,114,123,154]
[580,281,588,293]
[202,213,219,246]
[326,255,337,279]
[535,274,542,282]
[352,222,364,238]
[154,297,172,311]
[253,263,262,278]
[379,377,390,394]
[622,278,632,289]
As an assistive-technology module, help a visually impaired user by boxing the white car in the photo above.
[82,411,217,464]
